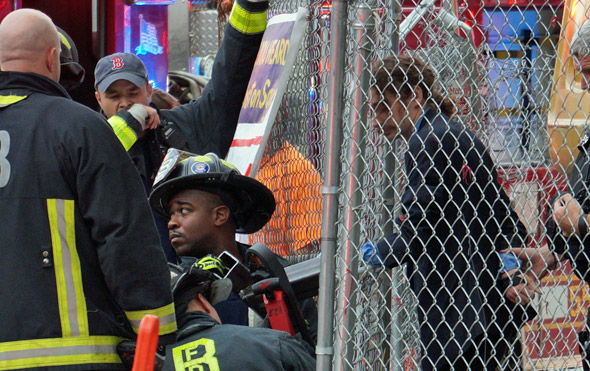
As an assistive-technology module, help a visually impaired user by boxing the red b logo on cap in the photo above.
[111,57,124,70]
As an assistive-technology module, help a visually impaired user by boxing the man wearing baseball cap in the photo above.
[164,258,315,370]
[94,0,269,263]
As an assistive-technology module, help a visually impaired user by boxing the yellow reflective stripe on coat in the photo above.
[0,95,27,107]
[47,199,89,338]
[107,115,138,151]
[0,335,123,370]
[229,2,268,35]
[125,303,177,335]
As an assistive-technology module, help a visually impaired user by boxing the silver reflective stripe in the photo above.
[55,199,81,337]
[0,344,116,361]
[128,318,141,331]
[128,311,177,332]
[159,312,177,327]
[47,199,88,338]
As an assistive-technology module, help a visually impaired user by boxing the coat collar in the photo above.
[0,71,71,99]
[176,311,218,341]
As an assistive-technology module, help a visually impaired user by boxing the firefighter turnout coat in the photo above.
[163,311,315,371]
[0,71,176,370]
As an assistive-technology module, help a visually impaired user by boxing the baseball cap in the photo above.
[94,52,149,92]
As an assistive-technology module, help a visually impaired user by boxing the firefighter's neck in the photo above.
[213,224,242,261]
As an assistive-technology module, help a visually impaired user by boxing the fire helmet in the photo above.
[56,26,85,91]
[149,150,275,234]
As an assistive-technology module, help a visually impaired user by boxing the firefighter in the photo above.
[164,259,315,371]
[0,9,176,370]
[56,26,85,91]
[148,150,274,326]
[148,150,318,342]
[93,0,269,264]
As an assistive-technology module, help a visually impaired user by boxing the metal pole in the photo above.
[333,3,374,370]
[315,0,349,370]
[383,2,405,368]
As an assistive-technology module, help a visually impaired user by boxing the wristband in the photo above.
[579,213,589,237]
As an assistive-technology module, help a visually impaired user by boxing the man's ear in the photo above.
[213,205,231,227]
[46,47,58,73]
[146,82,153,101]
[413,85,423,104]
[196,293,212,312]
[195,293,222,324]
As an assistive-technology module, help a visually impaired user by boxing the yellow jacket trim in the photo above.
[125,303,177,335]
[47,199,89,338]
[0,335,123,370]
[107,115,138,151]
[0,95,27,107]
[229,2,268,35]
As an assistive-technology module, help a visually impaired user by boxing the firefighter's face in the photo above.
[574,54,590,91]
[95,79,152,118]
[167,189,227,258]
[370,88,418,142]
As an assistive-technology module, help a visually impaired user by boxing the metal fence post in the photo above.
[315,0,349,370]
[333,3,375,370]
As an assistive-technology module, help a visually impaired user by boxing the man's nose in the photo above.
[119,97,134,110]
[168,214,179,230]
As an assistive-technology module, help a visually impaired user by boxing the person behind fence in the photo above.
[93,0,269,264]
[509,20,590,370]
[163,260,315,370]
[0,9,176,370]
[362,54,539,370]
[149,150,318,339]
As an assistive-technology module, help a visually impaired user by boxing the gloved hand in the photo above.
[498,252,521,273]
[195,254,227,279]
[362,241,384,268]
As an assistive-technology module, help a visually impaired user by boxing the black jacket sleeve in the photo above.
[161,0,268,158]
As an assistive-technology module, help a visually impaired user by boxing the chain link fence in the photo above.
[192,0,590,368]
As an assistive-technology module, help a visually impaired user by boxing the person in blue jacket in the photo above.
[363,54,538,370]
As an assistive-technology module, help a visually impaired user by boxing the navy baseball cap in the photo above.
[94,53,149,92]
